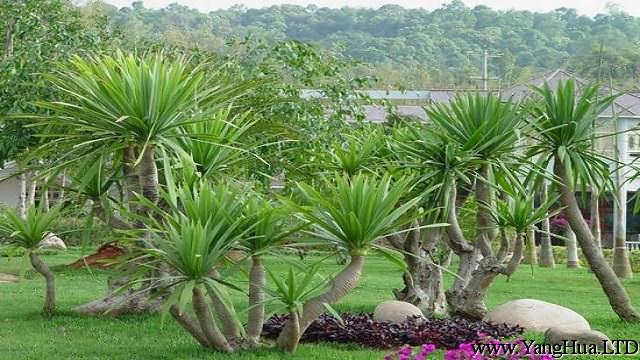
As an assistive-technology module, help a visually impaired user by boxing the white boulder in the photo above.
[39,233,67,250]
[484,299,590,332]
[545,327,611,351]
[373,300,423,324]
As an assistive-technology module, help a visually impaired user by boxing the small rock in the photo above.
[39,233,66,250]
[484,299,590,332]
[0,273,19,283]
[373,300,423,324]
[545,327,611,351]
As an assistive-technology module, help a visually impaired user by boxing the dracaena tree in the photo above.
[275,174,429,352]
[134,180,249,352]
[0,204,61,318]
[241,197,302,346]
[26,51,257,315]
[388,123,477,314]
[527,79,640,322]
[32,51,249,205]
[419,93,526,319]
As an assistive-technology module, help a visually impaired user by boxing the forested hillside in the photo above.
[81,0,640,88]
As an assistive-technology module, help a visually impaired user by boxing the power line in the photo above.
[470,49,502,91]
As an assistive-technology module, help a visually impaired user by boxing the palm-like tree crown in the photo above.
[291,174,420,255]
[34,51,249,165]
[528,79,616,191]
[0,205,60,250]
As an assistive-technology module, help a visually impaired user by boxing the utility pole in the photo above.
[470,49,501,91]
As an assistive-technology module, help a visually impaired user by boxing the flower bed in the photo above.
[262,313,523,349]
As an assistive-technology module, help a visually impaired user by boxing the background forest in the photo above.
[82,0,640,88]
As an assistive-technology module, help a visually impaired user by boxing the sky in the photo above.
[100,0,640,17]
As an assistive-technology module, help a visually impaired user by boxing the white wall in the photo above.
[0,178,18,209]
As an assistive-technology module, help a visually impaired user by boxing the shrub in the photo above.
[551,246,640,272]
[262,313,523,350]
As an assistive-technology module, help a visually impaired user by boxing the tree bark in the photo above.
[475,164,495,257]
[539,184,556,268]
[29,251,55,318]
[27,170,37,206]
[555,159,640,321]
[276,255,365,351]
[59,170,67,203]
[590,190,602,252]
[3,18,15,59]
[123,144,139,210]
[523,228,538,265]
[503,233,524,279]
[207,284,242,342]
[282,310,300,353]
[17,171,27,218]
[445,186,478,293]
[393,227,446,314]
[613,187,633,278]
[170,304,210,347]
[192,286,233,352]
[566,228,580,268]
[138,145,158,205]
[247,256,266,345]
[446,256,503,320]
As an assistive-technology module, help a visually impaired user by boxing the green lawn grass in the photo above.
[1,249,639,359]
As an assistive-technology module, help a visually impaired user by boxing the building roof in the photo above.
[0,161,17,179]
[327,68,640,123]
[501,68,640,117]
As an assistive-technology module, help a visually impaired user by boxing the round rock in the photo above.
[0,273,19,283]
[545,327,611,351]
[373,300,423,324]
[39,233,67,250]
[484,299,590,332]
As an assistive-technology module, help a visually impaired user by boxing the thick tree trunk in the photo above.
[247,256,266,345]
[276,255,365,351]
[555,159,640,321]
[123,144,139,210]
[282,311,300,353]
[445,186,478,292]
[446,256,503,320]
[17,171,27,218]
[76,145,160,316]
[475,164,495,257]
[566,228,580,268]
[503,234,524,279]
[613,188,633,278]
[43,189,50,212]
[208,284,242,342]
[59,171,67,203]
[393,227,446,314]
[29,251,55,318]
[590,191,602,251]
[170,304,210,347]
[523,228,538,265]
[138,145,158,205]
[73,286,162,316]
[192,287,233,352]
[27,171,37,206]
[539,184,555,268]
